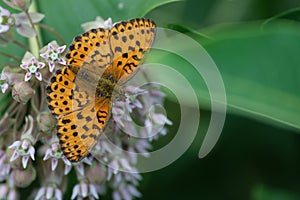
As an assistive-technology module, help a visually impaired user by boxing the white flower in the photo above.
[42,140,73,174]
[8,139,35,168]
[20,56,45,81]
[81,17,113,31]
[0,6,11,33]
[71,182,100,200]
[35,186,62,200]
[40,42,66,72]
[0,72,9,93]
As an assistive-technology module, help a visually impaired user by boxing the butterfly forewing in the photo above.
[66,27,112,76]
[109,18,156,84]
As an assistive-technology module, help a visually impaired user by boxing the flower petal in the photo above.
[28,146,35,160]
[0,25,9,33]
[81,183,88,198]
[8,141,21,149]
[20,63,28,70]
[55,189,62,200]
[127,185,141,197]
[120,186,131,200]
[24,72,32,81]
[0,6,10,16]
[57,45,66,53]
[40,52,48,59]
[48,43,54,51]
[75,164,84,176]
[110,160,119,174]
[51,158,58,171]
[9,150,19,162]
[113,191,121,200]
[64,164,72,175]
[48,61,55,72]
[21,139,29,150]
[46,186,53,199]
[37,62,45,69]
[34,187,46,200]
[29,57,37,65]
[43,148,52,160]
[62,156,71,165]
[119,158,131,170]
[57,57,66,65]
[22,155,29,168]
[71,185,80,200]
[35,72,42,81]
[1,83,8,93]
[89,184,99,199]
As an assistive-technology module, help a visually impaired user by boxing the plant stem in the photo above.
[36,23,66,45]
[0,35,31,52]
[39,81,45,111]
[30,96,39,114]
[0,51,22,62]
[26,1,41,57]
[12,39,31,52]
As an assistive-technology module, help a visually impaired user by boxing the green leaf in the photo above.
[148,21,300,130]
[204,22,300,130]
[262,7,300,27]
[252,184,298,200]
[37,0,180,44]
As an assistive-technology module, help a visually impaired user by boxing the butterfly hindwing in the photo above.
[57,103,101,162]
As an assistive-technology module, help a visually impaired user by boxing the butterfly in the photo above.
[46,18,156,162]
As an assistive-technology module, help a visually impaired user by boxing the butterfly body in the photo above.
[96,78,126,101]
[47,18,156,162]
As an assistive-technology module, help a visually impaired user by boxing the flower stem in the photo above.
[30,94,39,114]
[36,23,66,45]
[0,34,31,52]
[0,51,22,62]
[12,104,26,140]
[39,82,45,111]
[26,1,41,57]
[6,101,19,117]
[12,39,31,51]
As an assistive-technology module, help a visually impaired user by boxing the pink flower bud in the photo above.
[4,0,30,11]
[12,81,34,104]
[86,162,107,184]
[37,112,56,134]
[12,166,36,187]
[1,66,23,85]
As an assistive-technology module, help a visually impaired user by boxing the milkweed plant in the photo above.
[0,0,171,199]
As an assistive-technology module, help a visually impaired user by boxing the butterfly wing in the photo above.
[56,99,111,162]
[66,27,112,76]
[47,28,114,162]
[47,18,156,162]
[46,67,108,162]
[108,18,156,84]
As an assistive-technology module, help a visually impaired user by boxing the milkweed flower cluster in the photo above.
[0,1,171,200]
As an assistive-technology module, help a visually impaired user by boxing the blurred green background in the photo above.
[2,0,300,199]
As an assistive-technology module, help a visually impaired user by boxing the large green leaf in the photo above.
[203,22,300,130]
[38,0,181,44]
[148,21,300,130]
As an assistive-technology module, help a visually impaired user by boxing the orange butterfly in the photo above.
[46,18,156,162]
